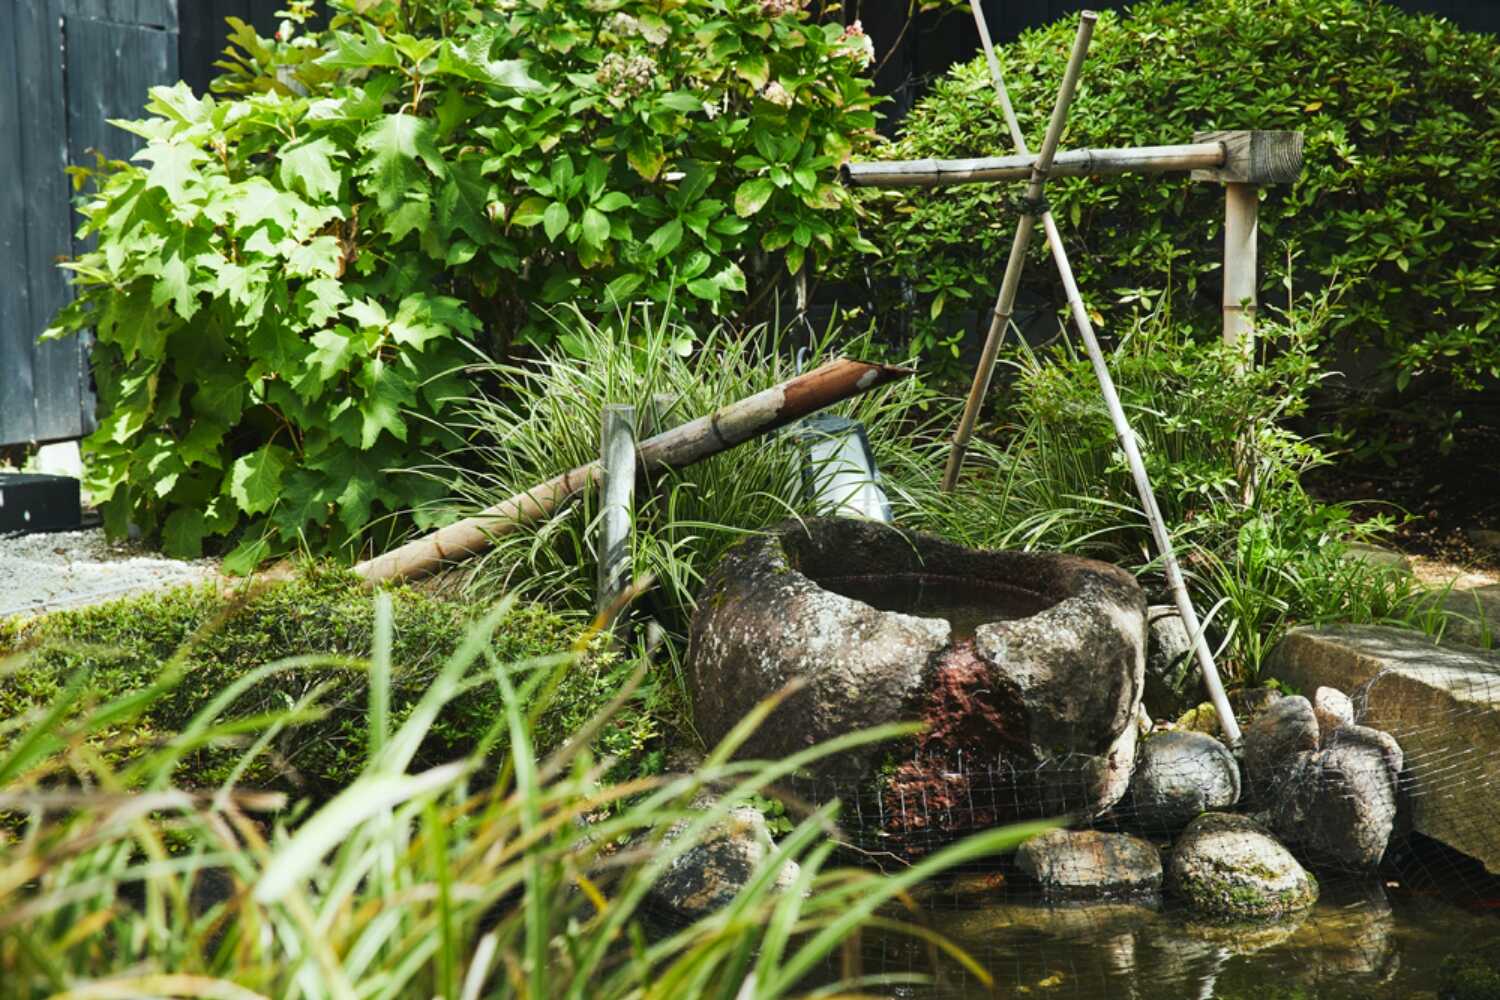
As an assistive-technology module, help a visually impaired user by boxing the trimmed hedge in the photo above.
[0,570,659,794]
[857,0,1500,451]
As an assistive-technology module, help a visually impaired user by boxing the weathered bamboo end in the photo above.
[1190,129,1304,185]
[354,358,913,584]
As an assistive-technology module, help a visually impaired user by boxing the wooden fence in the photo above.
[0,0,274,447]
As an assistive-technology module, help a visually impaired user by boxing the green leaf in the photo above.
[279,136,345,203]
[512,196,549,226]
[287,236,343,278]
[344,298,390,330]
[150,247,204,321]
[595,191,632,213]
[138,141,208,202]
[581,207,610,249]
[162,508,207,559]
[318,26,402,70]
[686,277,720,302]
[543,201,570,241]
[734,178,775,217]
[736,54,770,90]
[228,443,292,516]
[358,114,446,212]
[222,533,273,576]
[307,325,360,384]
[603,272,644,304]
[437,162,493,245]
[627,138,666,181]
[356,358,414,448]
[660,92,703,112]
[390,294,479,350]
[646,219,683,259]
[435,33,542,90]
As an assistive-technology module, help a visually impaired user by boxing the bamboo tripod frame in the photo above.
[938,3,1312,746]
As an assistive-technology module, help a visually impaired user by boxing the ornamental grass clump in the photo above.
[0,593,1046,998]
[47,0,883,568]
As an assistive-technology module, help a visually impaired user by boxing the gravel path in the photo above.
[0,528,219,619]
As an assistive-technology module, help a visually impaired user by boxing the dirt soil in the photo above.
[1306,419,1500,587]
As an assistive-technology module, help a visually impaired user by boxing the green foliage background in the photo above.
[46,0,881,567]
[855,0,1500,455]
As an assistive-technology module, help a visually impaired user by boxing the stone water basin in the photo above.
[684,518,1148,836]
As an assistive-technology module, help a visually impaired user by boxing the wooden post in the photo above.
[1191,130,1305,355]
[597,405,636,614]
[1222,184,1259,354]
[1193,131,1304,502]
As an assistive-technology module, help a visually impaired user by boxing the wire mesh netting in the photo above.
[784,661,1500,999]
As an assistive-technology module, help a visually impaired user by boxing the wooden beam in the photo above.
[1190,130,1304,185]
[844,142,1225,188]
[1222,183,1259,352]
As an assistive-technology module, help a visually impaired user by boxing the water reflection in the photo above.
[863,877,1496,998]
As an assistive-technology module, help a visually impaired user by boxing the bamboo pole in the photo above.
[964,0,1243,745]
[597,404,636,613]
[844,142,1225,188]
[941,11,1098,493]
[1223,182,1258,353]
[355,358,913,584]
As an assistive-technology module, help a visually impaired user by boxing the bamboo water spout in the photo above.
[355,358,914,584]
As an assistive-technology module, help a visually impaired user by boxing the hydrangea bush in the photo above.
[46,0,882,567]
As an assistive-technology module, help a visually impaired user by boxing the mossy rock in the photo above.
[1167,813,1318,919]
[1441,939,1500,1000]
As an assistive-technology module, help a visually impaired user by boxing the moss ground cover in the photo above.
[0,568,665,794]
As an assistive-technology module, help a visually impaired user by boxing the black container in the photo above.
[0,473,82,535]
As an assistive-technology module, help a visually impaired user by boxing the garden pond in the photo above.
[856,867,1500,998]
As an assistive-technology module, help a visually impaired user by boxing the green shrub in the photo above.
[46,0,883,567]
[856,0,1500,454]
[0,569,663,794]
[894,302,1433,682]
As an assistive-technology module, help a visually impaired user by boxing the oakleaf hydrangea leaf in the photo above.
[229,443,292,516]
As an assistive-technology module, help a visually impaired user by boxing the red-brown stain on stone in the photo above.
[879,639,1032,857]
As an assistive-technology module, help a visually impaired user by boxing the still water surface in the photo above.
[859,878,1498,999]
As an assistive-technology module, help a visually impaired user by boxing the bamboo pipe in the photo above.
[941,11,1098,493]
[355,358,914,584]
[844,142,1226,188]
[964,0,1243,746]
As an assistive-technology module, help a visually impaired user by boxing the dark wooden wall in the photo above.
[0,0,280,446]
